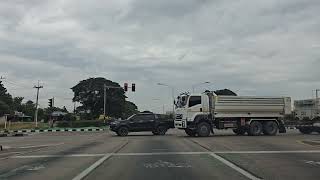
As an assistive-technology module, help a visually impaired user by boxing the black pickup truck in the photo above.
[110,112,174,136]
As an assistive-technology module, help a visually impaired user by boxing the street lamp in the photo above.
[192,81,210,93]
[157,83,175,114]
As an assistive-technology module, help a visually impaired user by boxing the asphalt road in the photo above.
[0,129,320,180]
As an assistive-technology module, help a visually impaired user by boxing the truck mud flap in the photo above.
[279,124,286,133]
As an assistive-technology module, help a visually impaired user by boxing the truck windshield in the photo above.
[176,95,189,108]
[188,96,201,107]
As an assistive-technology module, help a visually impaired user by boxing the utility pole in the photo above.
[316,89,320,116]
[33,81,43,127]
[103,84,107,123]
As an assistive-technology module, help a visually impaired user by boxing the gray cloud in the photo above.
[0,0,320,113]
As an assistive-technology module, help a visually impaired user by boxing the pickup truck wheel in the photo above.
[197,122,210,137]
[248,121,263,136]
[117,126,129,136]
[185,129,196,137]
[298,127,313,134]
[263,121,278,136]
[233,128,246,135]
[157,126,167,135]
[152,130,159,135]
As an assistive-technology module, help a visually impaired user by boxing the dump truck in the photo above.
[174,91,291,137]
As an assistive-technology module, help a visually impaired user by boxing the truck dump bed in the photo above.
[294,99,320,120]
[213,96,291,118]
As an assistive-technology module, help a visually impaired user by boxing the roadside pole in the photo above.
[34,81,43,128]
[104,84,107,124]
[316,89,320,116]
[4,115,7,129]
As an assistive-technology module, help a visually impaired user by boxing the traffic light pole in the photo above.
[103,83,135,123]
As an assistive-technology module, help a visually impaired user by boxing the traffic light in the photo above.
[132,83,135,92]
[124,83,128,92]
[48,98,53,108]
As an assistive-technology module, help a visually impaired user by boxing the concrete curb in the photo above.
[0,128,105,134]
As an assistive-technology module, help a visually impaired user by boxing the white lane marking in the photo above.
[214,150,320,154]
[115,152,209,155]
[12,154,105,158]
[209,153,261,180]
[0,152,21,156]
[304,160,320,166]
[72,154,112,180]
[10,143,64,149]
[152,148,169,151]
[10,150,320,159]
[26,165,45,171]
[72,139,129,180]
[144,160,191,168]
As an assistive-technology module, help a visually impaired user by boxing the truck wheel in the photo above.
[157,126,167,135]
[298,127,313,134]
[248,121,263,136]
[117,126,129,136]
[263,121,278,136]
[185,129,196,137]
[233,128,246,135]
[197,122,210,137]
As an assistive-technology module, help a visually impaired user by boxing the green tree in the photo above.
[12,97,24,112]
[214,89,237,96]
[22,100,36,117]
[122,101,138,119]
[71,77,127,119]
[0,81,13,116]
[0,100,10,116]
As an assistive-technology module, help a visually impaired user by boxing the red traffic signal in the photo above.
[132,83,135,92]
[124,83,128,92]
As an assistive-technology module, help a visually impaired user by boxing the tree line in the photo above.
[0,77,138,121]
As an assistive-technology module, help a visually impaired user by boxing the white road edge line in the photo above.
[12,154,105,158]
[9,150,320,159]
[12,143,65,149]
[209,153,262,180]
[72,154,112,180]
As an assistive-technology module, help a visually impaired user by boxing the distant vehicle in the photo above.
[293,98,320,134]
[110,112,174,136]
[174,91,291,136]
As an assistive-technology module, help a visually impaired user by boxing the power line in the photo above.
[4,79,31,89]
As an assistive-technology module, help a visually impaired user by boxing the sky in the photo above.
[0,0,320,113]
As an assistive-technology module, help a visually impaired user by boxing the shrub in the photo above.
[55,120,105,128]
